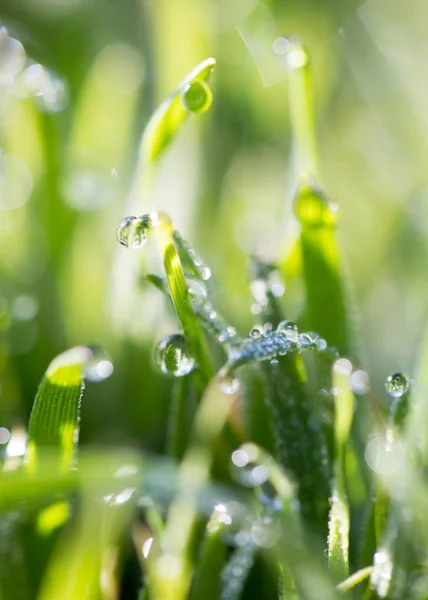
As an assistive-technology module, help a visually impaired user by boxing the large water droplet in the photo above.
[116,215,148,249]
[155,334,195,377]
[249,326,263,339]
[276,320,298,342]
[185,276,207,308]
[181,80,213,113]
[351,370,370,395]
[385,372,409,398]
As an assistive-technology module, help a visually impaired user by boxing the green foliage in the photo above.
[1,10,427,600]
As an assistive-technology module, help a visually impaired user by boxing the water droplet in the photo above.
[84,347,114,382]
[0,427,10,444]
[251,515,278,548]
[277,320,297,333]
[249,326,263,339]
[218,373,240,394]
[334,358,353,377]
[64,171,115,211]
[294,181,338,227]
[365,434,404,476]
[351,370,370,395]
[0,154,33,212]
[185,276,207,307]
[315,338,327,351]
[12,296,38,321]
[298,333,313,350]
[116,215,148,249]
[199,266,211,281]
[0,35,25,82]
[371,548,393,598]
[155,334,195,377]
[385,372,409,398]
[181,80,213,113]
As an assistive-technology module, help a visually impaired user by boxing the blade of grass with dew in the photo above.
[294,179,353,357]
[26,347,92,472]
[221,545,255,600]
[148,375,238,600]
[152,214,214,393]
[328,359,354,581]
[129,58,215,206]
[189,513,228,600]
[248,257,332,535]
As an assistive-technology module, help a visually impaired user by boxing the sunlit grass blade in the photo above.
[153,214,214,392]
[295,179,353,356]
[336,566,372,592]
[141,58,215,165]
[189,511,228,600]
[328,359,354,581]
[26,347,89,472]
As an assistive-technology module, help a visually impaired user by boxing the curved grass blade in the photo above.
[141,58,215,165]
[336,566,372,592]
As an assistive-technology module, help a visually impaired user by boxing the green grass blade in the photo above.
[295,179,353,356]
[167,375,197,460]
[189,514,228,600]
[336,566,372,592]
[26,347,89,472]
[263,357,332,537]
[288,41,319,178]
[141,58,215,165]
[328,359,354,581]
[154,215,214,390]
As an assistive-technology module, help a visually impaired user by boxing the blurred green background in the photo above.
[0,0,426,453]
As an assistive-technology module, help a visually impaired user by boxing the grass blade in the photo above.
[328,359,354,581]
[26,347,89,472]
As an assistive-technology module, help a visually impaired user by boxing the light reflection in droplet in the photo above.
[0,427,11,444]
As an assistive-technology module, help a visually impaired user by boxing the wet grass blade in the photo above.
[154,215,214,392]
[141,58,215,165]
[189,514,228,600]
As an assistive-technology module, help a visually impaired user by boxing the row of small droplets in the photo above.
[225,320,335,372]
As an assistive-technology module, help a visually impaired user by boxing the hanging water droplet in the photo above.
[185,276,207,307]
[249,326,263,339]
[277,320,298,342]
[351,370,370,395]
[0,34,25,82]
[181,80,213,113]
[84,347,114,382]
[155,334,195,377]
[218,373,240,394]
[385,372,409,398]
[199,266,211,281]
[294,181,338,227]
[116,215,148,249]
[298,332,313,350]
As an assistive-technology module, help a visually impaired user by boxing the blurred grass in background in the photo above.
[0,0,426,459]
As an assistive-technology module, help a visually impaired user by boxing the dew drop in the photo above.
[0,34,25,81]
[181,80,213,113]
[277,320,297,333]
[185,276,207,307]
[116,215,148,249]
[84,347,114,382]
[218,373,240,394]
[155,334,195,377]
[249,326,263,339]
[385,372,409,398]
[351,369,370,395]
[298,333,313,350]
